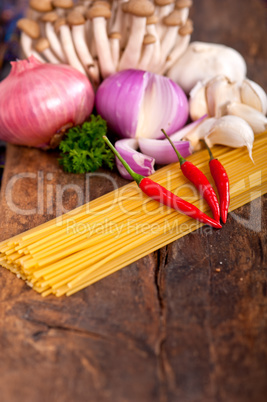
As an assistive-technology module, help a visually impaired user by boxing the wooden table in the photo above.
[0,1,266,401]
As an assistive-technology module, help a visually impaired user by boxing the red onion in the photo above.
[0,56,95,148]
[95,69,188,139]
[115,139,155,180]
[138,138,192,165]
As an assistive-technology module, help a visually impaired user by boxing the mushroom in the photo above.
[137,33,156,70]
[67,10,100,84]
[118,0,155,71]
[92,0,111,8]
[109,0,126,33]
[86,3,115,78]
[145,14,161,72]
[109,32,122,70]
[73,4,88,15]
[167,42,247,94]
[28,0,54,21]
[52,0,74,17]
[34,37,61,63]
[155,0,175,18]
[55,17,87,75]
[41,11,67,62]
[16,18,46,62]
[160,9,182,63]
[160,18,193,74]
[154,0,175,39]
[119,1,132,49]
[174,0,192,24]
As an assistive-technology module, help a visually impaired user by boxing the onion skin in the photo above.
[115,138,155,180]
[95,69,189,139]
[138,138,192,165]
[0,56,95,148]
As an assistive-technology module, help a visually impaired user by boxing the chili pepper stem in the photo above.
[103,136,144,185]
[201,139,214,161]
[161,129,186,165]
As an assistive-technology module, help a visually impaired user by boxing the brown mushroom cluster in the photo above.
[18,0,193,86]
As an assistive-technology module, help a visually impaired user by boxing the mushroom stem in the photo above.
[71,24,100,84]
[120,12,131,49]
[175,7,189,24]
[109,0,125,33]
[45,21,67,62]
[160,24,180,62]
[154,1,175,40]
[109,32,121,70]
[92,17,116,78]
[53,0,74,17]
[35,38,61,63]
[160,30,191,74]
[138,45,155,71]
[17,18,47,62]
[21,32,47,62]
[145,17,161,72]
[118,16,147,70]
[57,21,87,75]
[175,0,193,23]
[20,31,35,58]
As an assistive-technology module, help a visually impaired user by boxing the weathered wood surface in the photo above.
[0,1,266,401]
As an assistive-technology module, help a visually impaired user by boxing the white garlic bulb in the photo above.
[167,42,247,93]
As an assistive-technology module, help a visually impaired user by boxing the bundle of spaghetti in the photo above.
[0,131,266,297]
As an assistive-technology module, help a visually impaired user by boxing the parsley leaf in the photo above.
[58,115,114,174]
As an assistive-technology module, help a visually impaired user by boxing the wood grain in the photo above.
[0,1,266,401]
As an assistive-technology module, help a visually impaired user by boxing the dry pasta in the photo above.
[0,131,266,297]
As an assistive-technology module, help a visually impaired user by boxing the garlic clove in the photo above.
[205,115,254,161]
[167,41,247,93]
[226,101,267,134]
[184,117,217,150]
[240,78,267,115]
[205,75,241,118]
[189,80,208,121]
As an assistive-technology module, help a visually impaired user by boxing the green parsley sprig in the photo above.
[59,115,114,174]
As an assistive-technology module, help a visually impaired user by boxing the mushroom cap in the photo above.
[126,0,155,17]
[179,18,193,35]
[163,9,183,26]
[109,31,122,39]
[41,11,58,22]
[86,4,111,19]
[175,0,193,9]
[67,10,86,25]
[121,2,129,12]
[154,0,174,6]
[54,17,66,32]
[143,33,156,45]
[146,15,159,25]
[52,0,74,9]
[35,37,50,52]
[17,18,40,39]
[73,5,87,15]
[29,0,54,12]
[92,0,111,9]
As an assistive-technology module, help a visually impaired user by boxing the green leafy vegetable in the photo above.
[59,115,114,174]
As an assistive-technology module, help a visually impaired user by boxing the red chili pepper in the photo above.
[103,136,222,229]
[162,129,220,223]
[204,141,230,224]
